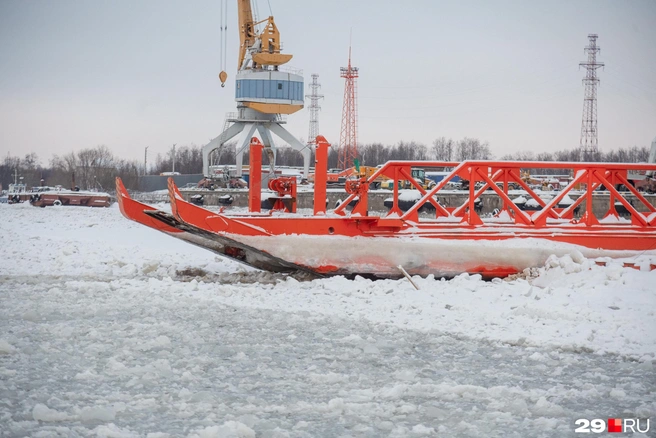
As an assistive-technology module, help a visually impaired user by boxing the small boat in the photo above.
[29,187,111,208]
[4,180,111,208]
[6,183,29,204]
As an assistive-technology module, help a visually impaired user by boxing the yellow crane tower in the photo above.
[203,0,310,179]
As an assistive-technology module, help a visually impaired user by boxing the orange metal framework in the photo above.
[117,135,656,278]
[177,136,656,251]
[333,159,656,231]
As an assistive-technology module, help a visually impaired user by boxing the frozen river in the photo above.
[1,204,654,437]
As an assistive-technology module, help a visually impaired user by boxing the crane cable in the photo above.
[219,0,228,87]
[252,0,260,26]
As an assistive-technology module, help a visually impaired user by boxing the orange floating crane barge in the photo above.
[117,136,656,279]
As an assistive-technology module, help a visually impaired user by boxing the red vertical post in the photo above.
[608,170,616,217]
[290,178,298,213]
[249,137,263,213]
[468,166,476,224]
[582,168,599,225]
[586,169,593,225]
[314,135,329,215]
[503,169,509,211]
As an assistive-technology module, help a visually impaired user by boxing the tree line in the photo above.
[499,145,651,175]
[1,139,652,192]
[0,146,140,193]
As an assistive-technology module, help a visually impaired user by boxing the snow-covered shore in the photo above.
[1,203,654,437]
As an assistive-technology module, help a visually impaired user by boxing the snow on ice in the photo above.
[0,203,655,437]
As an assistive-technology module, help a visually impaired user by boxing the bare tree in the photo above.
[456,138,492,161]
[432,137,455,161]
[76,146,116,190]
[0,154,21,190]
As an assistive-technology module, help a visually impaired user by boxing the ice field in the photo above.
[1,203,654,437]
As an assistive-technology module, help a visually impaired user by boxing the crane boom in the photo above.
[237,0,256,71]
[236,0,292,71]
[221,1,295,86]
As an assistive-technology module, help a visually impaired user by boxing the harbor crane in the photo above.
[201,0,310,180]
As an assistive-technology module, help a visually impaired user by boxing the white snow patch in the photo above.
[79,406,117,422]
[92,423,139,438]
[327,398,345,412]
[32,404,70,422]
[0,339,17,354]
[609,388,627,399]
[188,421,256,438]
[412,424,436,435]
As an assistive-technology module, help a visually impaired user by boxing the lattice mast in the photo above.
[305,74,324,146]
[338,46,359,170]
[579,34,604,161]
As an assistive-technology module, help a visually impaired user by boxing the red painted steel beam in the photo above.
[532,169,588,225]
[475,167,533,225]
[397,167,447,216]
[615,173,656,213]
[248,138,263,213]
[400,161,468,220]
[594,170,648,226]
[314,136,329,215]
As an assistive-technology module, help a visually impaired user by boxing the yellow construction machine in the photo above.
[355,166,436,190]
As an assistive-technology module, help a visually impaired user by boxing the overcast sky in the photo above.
[1,0,655,164]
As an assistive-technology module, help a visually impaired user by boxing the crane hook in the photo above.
[219,70,228,88]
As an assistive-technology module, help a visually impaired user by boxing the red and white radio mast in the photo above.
[338,45,359,170]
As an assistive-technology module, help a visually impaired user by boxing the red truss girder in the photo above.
[334,160,656,230]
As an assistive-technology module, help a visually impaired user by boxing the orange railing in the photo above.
[333,160,656,228]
